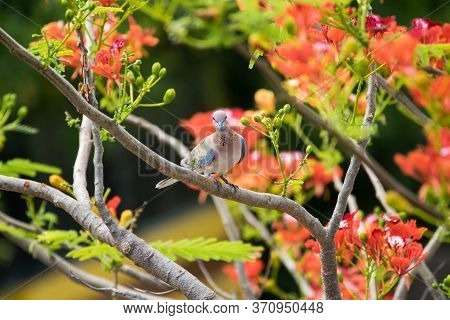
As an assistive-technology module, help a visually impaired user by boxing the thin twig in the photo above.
[197,261,235,300]
[0,211,39,232]
[375,73,430,125]
[0,227,154,300]
[211,196,255,299]
[70,271,147,300]
[363,164,396,215]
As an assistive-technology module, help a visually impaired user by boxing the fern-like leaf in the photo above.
[150,237,263,262]
[0,158,61,178]
[0,222,34,239]
[67,243,123,271]
[37,230,88,250]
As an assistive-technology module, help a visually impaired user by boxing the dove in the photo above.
[156,110,246,191]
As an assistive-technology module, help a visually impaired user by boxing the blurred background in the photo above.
[0,0,449,299]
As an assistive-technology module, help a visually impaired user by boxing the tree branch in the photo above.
[320,72,378,300]
[375,74,430,126]
[362,164,396,215]
[332,174,358,213]
[0,28,326,243]
[0,175,215,299]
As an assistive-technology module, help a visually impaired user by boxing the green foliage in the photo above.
[416,43,450,69]
[150,237,263,262]
[28,38,71,74]
[64,112,81,128]
[37,230,88,249]
[433,274,450,298]
[0,222,34,239]
[67,242,123,271]
[23,196,59,229]
[0,93,37,150]
[0,158,61,178]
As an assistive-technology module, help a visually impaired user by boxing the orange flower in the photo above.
[304,160,343,197]
[223,260,264,295]
[106,195,121,218]
[370,33,419,75]
[91,39,125,92]
[124,17,159,61]
[273,213,311,246]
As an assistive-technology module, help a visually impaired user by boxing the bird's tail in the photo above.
[155,177,179,189]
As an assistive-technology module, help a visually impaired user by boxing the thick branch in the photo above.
[0,28,326,242]
[320,72,378,300]
[234,44,444,222]
[0,175,214,299]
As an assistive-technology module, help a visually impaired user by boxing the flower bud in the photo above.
[126,71,135,81]
[163,88,176,104]
[283,104,291,113]
[253,115,261,123]
[306,145,312,155]
[240,117,250,126]
[151,62,161,75]
[17,106,28,119]
[136,76,144,87]
[273,117,282,129]
[159,68,167,78]
[65,9,75,21]
[119,210,133,228]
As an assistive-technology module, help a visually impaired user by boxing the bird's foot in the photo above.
[219,175,239,193]
[210,177,222,191]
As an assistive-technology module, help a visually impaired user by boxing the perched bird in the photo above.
[156,110,246,190]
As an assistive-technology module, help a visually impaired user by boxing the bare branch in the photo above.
[375,73,430,125]
[0,210,38,232]
[319,72,378,300]
[362,164,396,215]
[0,29,326,243]
[394,226,446,300]
[233,44,444,222]
[197,261,235,300]
[0,175,215,299]
[211,196,255,299]
[332,174,358,213]
[126,114,190,157]
[422,66,447,76]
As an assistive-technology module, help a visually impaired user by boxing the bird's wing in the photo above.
[237,135,246,164]
[182,137,216,170]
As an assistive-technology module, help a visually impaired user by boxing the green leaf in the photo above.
[249,48,263,69]
[91,6,124,14]
[150,237,263,262]
[67,243,123,271]
[0,158,61,178]
[0,222,34,239]
[8,124,38,135]
[37,230,88,250]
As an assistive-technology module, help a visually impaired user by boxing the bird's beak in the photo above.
[217,121,224,131]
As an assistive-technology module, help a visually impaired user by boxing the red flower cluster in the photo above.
[223,259,264,295]
[304,212,426,298]
[33,15,159,83]
[395,127,450,200]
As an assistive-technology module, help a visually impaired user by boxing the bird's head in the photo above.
[212,110,228,131]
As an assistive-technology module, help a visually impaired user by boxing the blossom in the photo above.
[91,39,125,92]
[365,14,396,37]
[223,260,264,295]
[106,195,121,218]
[254,89,276,113]
[273,213,311,246]
[409,18,444,43]
[335,212,362,258]
[304,160,343,197]
[370,33,419,75]
[123,17,159,61]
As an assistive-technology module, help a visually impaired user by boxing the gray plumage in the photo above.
[156,110,246,190]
